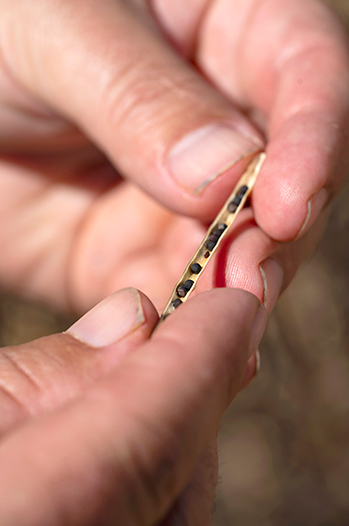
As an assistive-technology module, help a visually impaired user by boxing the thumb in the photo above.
[1,0,263,221]
[0,288,158,436]
[0,289,267,525]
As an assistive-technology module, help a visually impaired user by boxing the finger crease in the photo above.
[0,350,40,392]
[0,378,28,416]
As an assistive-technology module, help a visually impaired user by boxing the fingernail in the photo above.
[243,349,261,389]
[259,258,284,312]
[249,303,268,359]
[169,123,263,194]
[298,187,328,237]
[66,288,145,347]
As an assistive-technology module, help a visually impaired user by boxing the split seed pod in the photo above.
[156,152,266,328]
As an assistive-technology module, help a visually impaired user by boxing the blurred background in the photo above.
[212,2,349,524]
[0,1,348,525]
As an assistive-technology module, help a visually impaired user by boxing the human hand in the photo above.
[0,0,347,312]
[0,287,267,525]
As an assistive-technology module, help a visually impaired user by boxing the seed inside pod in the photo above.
[228,195,242,213]
[237,185,248,197]
[206,240,216,251]
[184,279,194,291]
[228,202,237,213]
[156,153,266,330]
[191,263,202,274]
[177,286,187,297]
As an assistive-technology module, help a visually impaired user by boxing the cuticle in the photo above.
[297,198,312,238]
[259,263,268,307]
[195,146,262,195]
[132,288,146,327]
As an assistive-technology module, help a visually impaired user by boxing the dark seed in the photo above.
[163,314,170,321]
[228,195,242,212]
[228,202,238,213]
[208,234,219,243]
[211,229,222,237]
[172,299,182,309]
[206,240,216,251]
[218,223,227,231]
[204,251,210,258]
[184,279,194,291]
[237,185,248,197]
[177,286,187,297]
[191,263,202,274]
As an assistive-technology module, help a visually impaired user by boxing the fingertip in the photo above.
[168,122,262,197]
[155,287,267,364]
[217,212,277,304]
[135,290,160,336]
[254,180,328,242]
[259,258,284,312]
[296,187,329,239]
[253,158,309,242]
[66,288,159,348]
[241,349,260,390]
[253,108,346,242]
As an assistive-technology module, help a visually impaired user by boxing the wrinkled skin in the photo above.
[0,0,348,523]
[0,0,347,312]
[0,288,266,525]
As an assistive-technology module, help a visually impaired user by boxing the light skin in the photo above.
[0,287,267,525]
[0,0,348,523]
[0,0,347,312]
